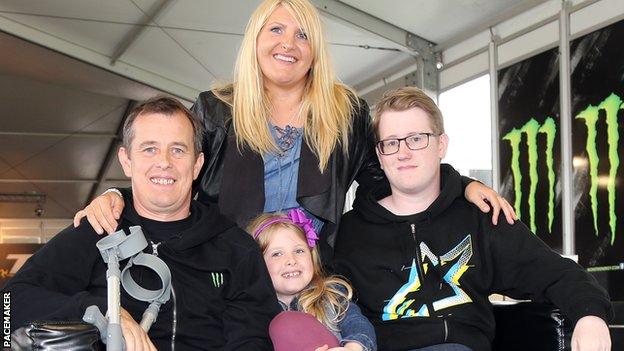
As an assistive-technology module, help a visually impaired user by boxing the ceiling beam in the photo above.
[311,0,438,91]
[84,100,134,206]
[311,0,435,57]
[434,0,552,51]
[110,0,176,65]
[0,178,128,184]
[0,131,117,138]
[0,14,199,100]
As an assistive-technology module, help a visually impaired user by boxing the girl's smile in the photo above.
[263,227,314,305]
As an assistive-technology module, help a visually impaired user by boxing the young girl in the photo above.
[248,209,377,351]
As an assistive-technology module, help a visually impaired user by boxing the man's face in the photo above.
[376,107,448,198]
[118,111,204,220]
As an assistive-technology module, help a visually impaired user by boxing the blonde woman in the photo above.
[74,0,515,261]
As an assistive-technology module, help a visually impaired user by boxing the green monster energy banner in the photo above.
[571,19,624,271]
[499,19,624,278]
[575,94,621,246]
[502,117,556,234]
[498,47,562,251]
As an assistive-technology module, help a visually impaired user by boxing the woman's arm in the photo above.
[336,301,377,351]
[463,178,517,225]
[72,188,128,234]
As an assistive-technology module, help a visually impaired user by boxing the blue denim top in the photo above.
[263,124,324,233]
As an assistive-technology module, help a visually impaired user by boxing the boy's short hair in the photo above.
[372,87,445,139]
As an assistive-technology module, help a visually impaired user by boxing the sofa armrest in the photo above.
[11,320,104,351]
[492,301,572,351]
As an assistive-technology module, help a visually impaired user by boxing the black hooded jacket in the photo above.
[3,200,280,350]
[334,165,612,351]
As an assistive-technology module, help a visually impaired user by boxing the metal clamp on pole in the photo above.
[83,226,171,350]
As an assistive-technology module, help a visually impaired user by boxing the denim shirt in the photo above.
[263,125,324,233]
[279,296,377,351]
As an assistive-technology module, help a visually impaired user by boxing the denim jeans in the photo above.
[410,344,472,351]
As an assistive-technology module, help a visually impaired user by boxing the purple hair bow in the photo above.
[286,209,319,248]
[253,209,320,248]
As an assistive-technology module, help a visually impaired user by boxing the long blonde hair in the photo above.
[213,0,357,172]
[247,213,353,330]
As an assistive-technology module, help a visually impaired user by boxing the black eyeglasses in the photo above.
[376,132,439,155]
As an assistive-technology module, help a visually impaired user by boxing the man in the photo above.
[334,87,612,351]
[3,96,280,350]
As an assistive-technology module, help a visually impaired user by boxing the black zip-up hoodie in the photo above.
[3,199,280,350]
[334,165,612,351]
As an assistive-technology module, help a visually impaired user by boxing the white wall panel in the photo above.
[444,31,490,65]
[440,0,624,91]
[440,51,488,92]
[497,21,559,69]
[571,0,624,38]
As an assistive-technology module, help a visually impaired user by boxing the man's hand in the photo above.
[120,308,157,351]
[73,190,125,234]
[464,181,516,225]
[571,315,611,351]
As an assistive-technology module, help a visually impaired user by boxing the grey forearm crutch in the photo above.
[83,226,171,350]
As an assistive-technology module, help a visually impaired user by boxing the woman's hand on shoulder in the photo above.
[465,181,516,225]
[73,190,125,234]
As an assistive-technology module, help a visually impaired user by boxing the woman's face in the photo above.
[256,6,313,91]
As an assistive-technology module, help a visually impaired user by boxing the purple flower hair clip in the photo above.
[253,209,320,248]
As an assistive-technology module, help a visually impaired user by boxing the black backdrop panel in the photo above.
[570,19,624,270]
[498,47,563,251]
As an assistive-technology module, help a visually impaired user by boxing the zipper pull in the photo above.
[150,240,161,256]
[410,223,416,241]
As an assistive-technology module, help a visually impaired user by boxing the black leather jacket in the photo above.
[191,90,384,260]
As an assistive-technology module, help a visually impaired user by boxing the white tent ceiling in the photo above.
[0,0,545,220]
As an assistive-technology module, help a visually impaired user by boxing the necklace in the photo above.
[273,124,302,211]
[274,125,302,153]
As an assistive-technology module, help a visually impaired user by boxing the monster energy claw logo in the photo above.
[503,93,622,243]
[211,272,224,288]
[576,93,622,245]
[503,117,556,234]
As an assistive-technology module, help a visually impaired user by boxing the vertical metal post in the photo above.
[489,30,500,192]
[559,0,575,256]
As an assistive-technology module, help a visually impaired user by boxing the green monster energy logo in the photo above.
[502,93,622,242]
[575,93,622,245]
[503,117,556,234]
[211,272,224,288]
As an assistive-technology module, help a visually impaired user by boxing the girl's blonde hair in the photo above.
[213,0,357,172]
[247,213,353,330]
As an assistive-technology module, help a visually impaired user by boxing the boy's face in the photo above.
[376,107,448,198]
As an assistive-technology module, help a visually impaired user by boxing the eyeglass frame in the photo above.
[376,132,440,155]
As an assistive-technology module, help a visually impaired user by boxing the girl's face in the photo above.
[263,227,314,305]
[256,5,313,92]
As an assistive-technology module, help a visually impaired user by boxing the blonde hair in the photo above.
[247,213,353,331]
[372,86,445,138]
[213,0,357,172]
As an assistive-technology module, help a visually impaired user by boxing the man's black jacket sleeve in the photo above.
[2,222,107,331]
